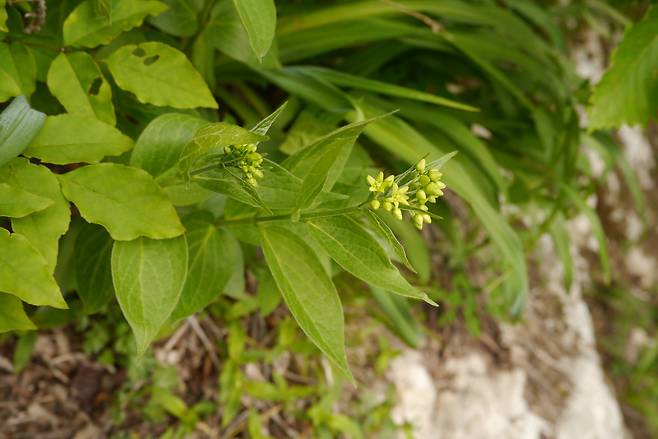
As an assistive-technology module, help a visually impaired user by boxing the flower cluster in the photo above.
[223,143,264,186]
[367,158,446,230]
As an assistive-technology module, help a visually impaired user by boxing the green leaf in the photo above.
[308,215,435,305]
[0,183,53,218]
[250,100,288,136]
[364,210,416,273]
[588,6,658,129]
[180,121,265,174]
[24,115,133,164]
[75,222,114,314]
[370,287,422,348]
[0,158,70,273]
[562,184,611,284]
[232,0,277,60]
[205,0,280,68]
[298,66,478,112]
[289,115,389,209]
[59,163,185,241]
[111,235,188,354]
[0,228,67,309]
[63,0,168,48]
[47,52,116,125]
[0,293,36,333]
[0,43,36,102]
[0,0,7,33]
[0,96,46,167]
[549,214,573,290]
[170,212,241,321]
[149,0,199,37]
[259,224,352,380]
[105,42,217,109]
[131,112,208,178]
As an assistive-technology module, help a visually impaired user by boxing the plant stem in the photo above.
[215,203,367,227]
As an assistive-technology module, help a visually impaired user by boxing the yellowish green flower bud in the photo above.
[393,208,403,220]
[416,159,426,173]
[414,214,424,229]
[423,214,432,224]
[419,175,430,186]
[426,182,441,195]
[370,199,381,210]
[429,169,442,182]
[416,190,427,202]
[383,201,393,211]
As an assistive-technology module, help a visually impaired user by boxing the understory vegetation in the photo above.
[1,0,657,437]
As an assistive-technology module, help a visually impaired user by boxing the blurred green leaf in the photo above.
[63,0,168,48]
[588,6,658,128]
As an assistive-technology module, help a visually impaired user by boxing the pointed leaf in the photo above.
[364,210,416,273]
[112,235,188,353]
[308,215,435,305]
[259,224,352,380]
[232,0,277,60]
[250,100,288,136]
[0,158,70,273]
[0,293,36,333]
[588,6,658,128]
[0,229,67,309]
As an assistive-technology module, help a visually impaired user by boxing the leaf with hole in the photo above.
[47,52,116,125]
[105,42,217,109]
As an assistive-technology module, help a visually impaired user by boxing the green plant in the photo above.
[0,0,652,398]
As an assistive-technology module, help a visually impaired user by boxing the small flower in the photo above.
[365,156,449,230]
